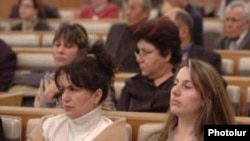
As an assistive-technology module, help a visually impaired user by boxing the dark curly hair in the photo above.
[133,16,182,66]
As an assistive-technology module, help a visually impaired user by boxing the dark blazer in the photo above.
[185,3,203,46]
[215,30,250,50]
[0,39,17,91]
[0,117,5,141]
[9,3,60,19]
[188,44,222,74]
[105,24,140,72]
[11,21,50,31]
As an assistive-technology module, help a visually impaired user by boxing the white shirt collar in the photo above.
[68,106,102,132]
[235,30,248,47]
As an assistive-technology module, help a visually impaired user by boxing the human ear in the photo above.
[93,89,103,105]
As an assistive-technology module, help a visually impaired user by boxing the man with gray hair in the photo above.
[215,0,250,50]
[105,0,151,72]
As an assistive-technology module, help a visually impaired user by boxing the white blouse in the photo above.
[42,107,112,141]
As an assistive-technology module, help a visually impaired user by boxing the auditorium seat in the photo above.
[221,58,234,75]
[25,118,39,140]
[102,35,107,43]
[148,8,158,20]
[137,123,163,141]
[227,85,241,116]
[246,87,250,116]
[114,81,125,101]
[203,18,224,49]
[26,118,132,141]
[8,52,55,97]
[1,115,22,141]
[58,9,76,19]
[88,34,100,46]
[238,57,250,76]
[16,53,55,73]
[41,33,100,47]
[0,34,40,47]
[41,33,54,47]
[0,21,11,31]
[0,92,23,106]
[80,22,112,33]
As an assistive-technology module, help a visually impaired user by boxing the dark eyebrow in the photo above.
[174,78,192,84]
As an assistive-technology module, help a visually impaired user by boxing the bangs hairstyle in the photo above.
[53,23,90,53]
[54,42,117,104]
[133,17,181,66]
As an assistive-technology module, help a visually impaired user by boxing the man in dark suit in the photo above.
[215,1,250,50]
[0,117,5,141]
[9,1,60,19]
[105,0,151,72]
[165,8,222,74]
[0,39,17,91]
[164,0,203,46]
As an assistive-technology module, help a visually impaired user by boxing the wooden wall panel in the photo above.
[0,0,18,18]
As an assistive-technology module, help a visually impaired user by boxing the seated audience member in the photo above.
[76,0,119,19]
[34,23,91,108]
[161,0,203,46]
[11,0,50,31]
[0,117,6,141]
[200,0,226,18]
[147,59,235,141]
[34,23,116,110]
[117,17,182,112]
[9,0,60,18]
[105,0,151,72]
[215,0,250,50]
[0,39,17,91]
[27,46,128,141]
[165,8,222,74]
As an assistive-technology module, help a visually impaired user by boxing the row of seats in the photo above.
[0,92,23,107]
[0,18,225,48]
[9,48,250,116]
[1,106,250,141]
[6,41,249,79]
[0,19,121,33]
[222,57,250,76]
[0,32,103,47]
[216,50,250,76]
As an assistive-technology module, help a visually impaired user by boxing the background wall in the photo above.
[0,0,165,18]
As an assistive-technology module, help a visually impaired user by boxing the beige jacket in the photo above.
[27,115,129,141]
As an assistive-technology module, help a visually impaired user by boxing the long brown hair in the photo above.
[158,59,235,141]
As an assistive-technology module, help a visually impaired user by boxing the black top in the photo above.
[11,20,50,31]
[0,117,6,141]
[117,74,174,113]
[0,39,17,91]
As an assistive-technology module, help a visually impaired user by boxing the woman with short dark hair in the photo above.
[117,17,182,112]
[28,44,128,141]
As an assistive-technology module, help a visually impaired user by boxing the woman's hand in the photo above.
[44,81,60,102]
